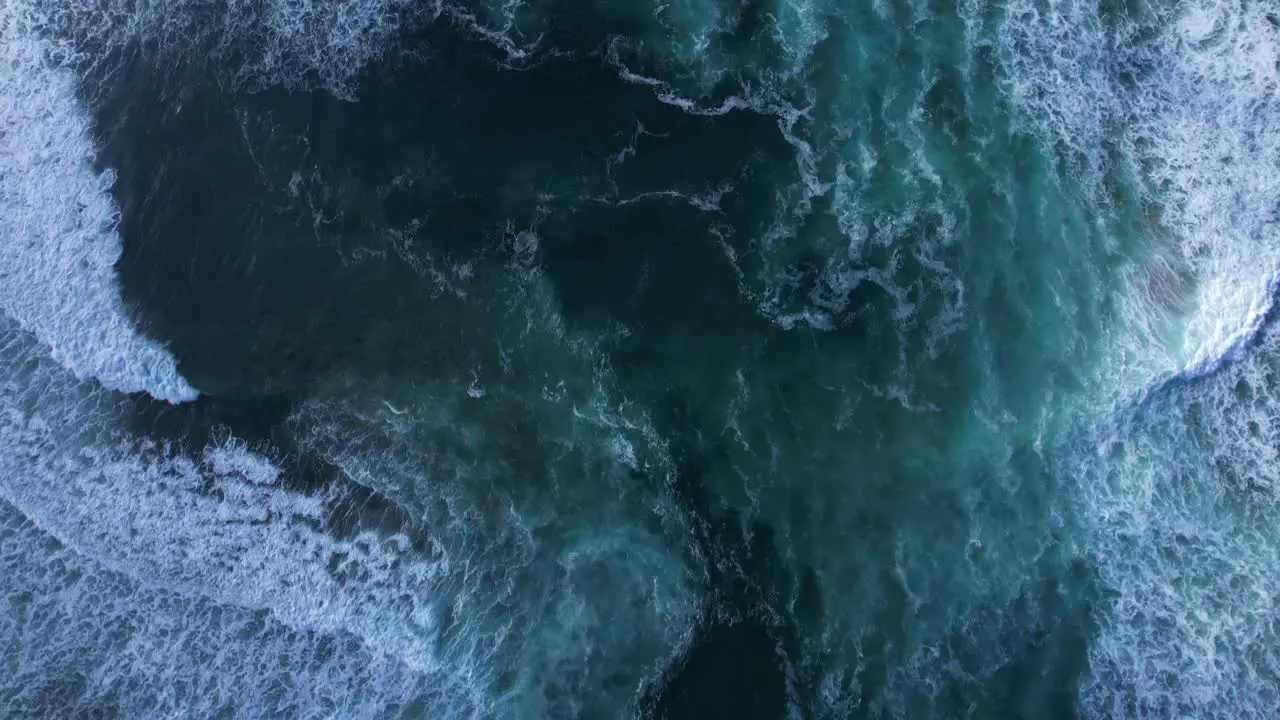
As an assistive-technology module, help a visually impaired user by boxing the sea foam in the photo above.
[996,0,1280,381]
[0,317,491,717]
[992,0,1280,715]
[0,2,197,403]
[1068,321,1280,719]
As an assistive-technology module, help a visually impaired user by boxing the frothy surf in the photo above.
[1067,320,1280,719]
[0,497,453,718]
[1146,1,1280,377]
[0,320,476,699]
[993,0,1280,715]
[995,0,1280,384]
[0,1,196,403]
[5,0,1280,715]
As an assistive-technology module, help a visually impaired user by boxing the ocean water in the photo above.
[0,0,1278,717]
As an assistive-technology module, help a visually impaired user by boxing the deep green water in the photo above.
[1,0,1279,717]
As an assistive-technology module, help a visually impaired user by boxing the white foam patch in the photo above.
[1112,0,1280,377]
[992,1,1280,713]
[0,318,494,714]
[0,500,451,718]
[995,0,1280,380]
[0,3,197,403]
[1070,324,1280,718]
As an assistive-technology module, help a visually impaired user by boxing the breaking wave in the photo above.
[998,0,1280,715]
[0,1,196,403]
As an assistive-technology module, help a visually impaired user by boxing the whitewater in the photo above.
[0,0,1278,717]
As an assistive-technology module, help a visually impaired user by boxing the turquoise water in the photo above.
[0,0,1278,717]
